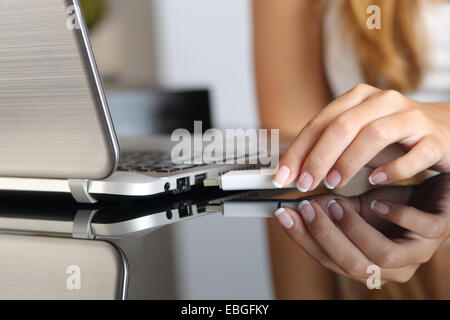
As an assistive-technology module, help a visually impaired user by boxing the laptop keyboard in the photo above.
[118,151,206,173]
[118,151,269,174]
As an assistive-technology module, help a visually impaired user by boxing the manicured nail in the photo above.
[272,165,290,188]
[369,172,388,185]
[274,208,294,229]
[326,200,344,221]
[297,171,313,192]
[370,200,390,215]
[324,169,342,190]
[298,200,315,223]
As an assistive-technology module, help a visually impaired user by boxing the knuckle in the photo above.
[376,248,397,268]
[351,83,372,94]
[381,89,402,103]
[427,215,448,238]
[422,145,438,163]
[312,224,331,243]
[366,121,390,141]
[420,140,442,163]
[343,260,366,277]
[342,220,359,237]
[408,107,425,120]
[304,118,322,133]
[331,115,355,136]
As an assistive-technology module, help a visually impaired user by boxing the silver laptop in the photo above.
[0,0,255,203]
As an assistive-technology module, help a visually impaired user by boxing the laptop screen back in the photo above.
[0,0,119,179]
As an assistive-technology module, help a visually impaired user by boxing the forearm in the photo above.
[253,0,330,138]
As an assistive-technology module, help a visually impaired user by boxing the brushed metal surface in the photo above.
[0,0,119,179]
[0,234,125,300]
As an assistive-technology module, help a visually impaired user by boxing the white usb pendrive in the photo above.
[206,200,302,218]
[203,168,297,190]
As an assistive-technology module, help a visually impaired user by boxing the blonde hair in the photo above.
[337,0,425,92]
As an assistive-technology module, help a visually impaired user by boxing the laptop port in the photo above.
[194,173,207,185]
[176,177,191,192]
[197,204,206,214]
[179,204,192,219]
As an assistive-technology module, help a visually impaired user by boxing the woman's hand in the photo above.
[272,83,450,191]
[274,174,450,284]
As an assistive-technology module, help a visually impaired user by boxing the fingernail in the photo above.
[274,208,294,229]
[326,200,344,221]
[370,200,390,215]
[297,171,313,192]
[298,200,315,223]
[324,169,342,189]
[369,172,388,185]
[272,165,290,188]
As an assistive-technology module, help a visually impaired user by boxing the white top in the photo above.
[323,1,450,247]
[323,0,450,102]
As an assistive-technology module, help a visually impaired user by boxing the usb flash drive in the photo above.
[203,169,297,190]
[206,200,303,218]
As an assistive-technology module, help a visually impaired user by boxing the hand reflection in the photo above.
[275,173,450,284]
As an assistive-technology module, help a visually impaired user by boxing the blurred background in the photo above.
[83,0,274,299]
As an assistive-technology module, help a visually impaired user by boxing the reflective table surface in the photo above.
[0,173,448,299]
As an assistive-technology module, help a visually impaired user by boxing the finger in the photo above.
[331,198,446,267]
[380,264,421,284]
[370,200,448,239]
[276,205,421,284]
[273,206,345,275]
[309,194,360,217]
[366,144,406,168]
[272,84,380,188]
[327,198,412,269]
[393,233,443,264]
[331,110,425,188]
[296,200,374,278]
[357,185,414,229]
[369,135,444,185]
[300,90,407,191]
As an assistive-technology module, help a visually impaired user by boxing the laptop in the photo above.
[0,0,260,203]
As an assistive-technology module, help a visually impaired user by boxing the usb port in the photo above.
[197,204,206,213]
[194,173,207,185]
[179,204,192,219]
[176,177,191,192]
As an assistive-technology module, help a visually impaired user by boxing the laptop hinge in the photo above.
[68,179,98,204]
[72,209,97,240]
